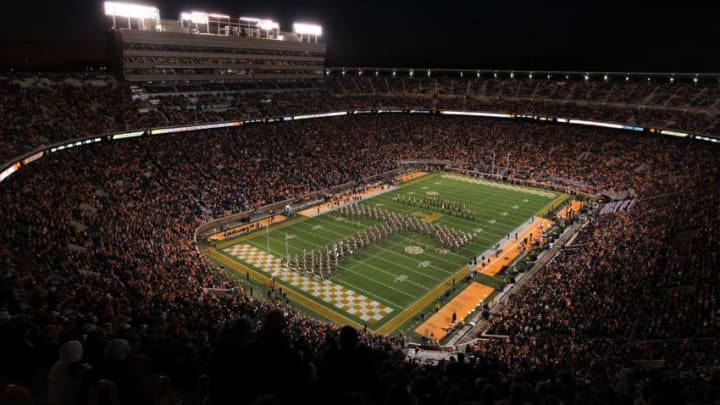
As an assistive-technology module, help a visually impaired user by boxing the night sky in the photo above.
[2,0,719,72]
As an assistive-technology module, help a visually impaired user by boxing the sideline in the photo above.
[415,282,494,341]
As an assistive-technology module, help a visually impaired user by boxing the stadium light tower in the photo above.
[258,19,278,30]
[180,11,208,25]
[180,11,208,32]
[104,2,160,31]
[293,22,322,43]
[180,11,231,35]
[240,17,280,39]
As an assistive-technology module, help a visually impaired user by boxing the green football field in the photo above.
[212,172,567,334]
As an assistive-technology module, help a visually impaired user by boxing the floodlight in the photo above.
[584,74,589,81]
[669,77,674,83]
[693,77,698,83]
[258,19,279,30]
[509,72,514,79]
[493,72,497,78]
[195,12,206,24]
[180,11,209,24]
[625,76,629,81]
[603,74,608,81]
[293,23,322,36]
[409,70,414,76]
[104,2,159,19]
[528,73,532,79]
[427,70,431,76]
[242,17,277,29]
[208,13,230,19]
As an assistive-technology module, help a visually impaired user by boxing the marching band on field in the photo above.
[396,194,476,220]
[283,203,475,280]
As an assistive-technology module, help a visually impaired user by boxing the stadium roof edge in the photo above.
[325,67,720,79]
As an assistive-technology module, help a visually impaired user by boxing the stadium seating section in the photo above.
[0,72,719,404]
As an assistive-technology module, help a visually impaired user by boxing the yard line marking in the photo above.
[336,263,421,301]
[306,217,464,270]
[288,224,452,282]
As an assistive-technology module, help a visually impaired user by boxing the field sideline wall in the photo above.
[194,168,403,241]
[194,162,591,244]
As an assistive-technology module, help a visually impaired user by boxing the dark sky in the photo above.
[2,0,719,72]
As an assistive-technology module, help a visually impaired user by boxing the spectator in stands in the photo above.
[319,325,378,403]
[207,317,254,404]
[89,338,142,404]
[244,309,304,403]
[47,340,86,405]
[0,79,718,404]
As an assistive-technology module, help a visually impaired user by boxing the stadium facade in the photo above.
[105,2,326,91]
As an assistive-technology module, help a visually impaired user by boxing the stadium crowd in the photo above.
[0,75,719,404]
[475,181,720,404]
[327,73,720,106]
[2,72,719,163]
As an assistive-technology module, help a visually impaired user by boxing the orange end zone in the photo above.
[556,200,585,220]
[415,282,494,341]
[209,215,287,240]
[479,217,554,277]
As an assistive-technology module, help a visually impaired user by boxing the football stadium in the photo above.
[1,1,719,404]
